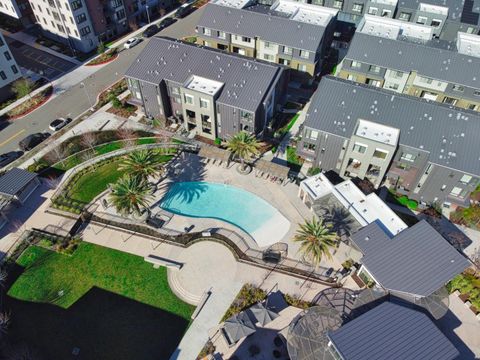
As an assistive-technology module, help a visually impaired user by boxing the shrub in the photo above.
[307,167,321,176]
[284,293,312,309]
[214,137,222,146]
[97,42,106,54]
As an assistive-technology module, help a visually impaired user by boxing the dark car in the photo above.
[159,17,176,30]
[18,133,50,151]
[142,24,159,38]
[0,151,23,168]
[175,3,193,18]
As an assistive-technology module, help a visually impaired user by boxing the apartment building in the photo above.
[0,0,33,25]
[0,32,22,100]
[336,15,480,112]
[195,0,338,82]
[297,76,480,207]
[125,37,288,141]
[394,0,480,41]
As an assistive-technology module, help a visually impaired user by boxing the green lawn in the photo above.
[95,141,123,155]
[9,243,193,315]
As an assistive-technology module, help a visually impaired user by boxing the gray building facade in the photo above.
[297,76,480,207]
[125,37,288,141]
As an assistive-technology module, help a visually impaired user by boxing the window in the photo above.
[200,98,209,109]
[74,29,79,36]
[116,9,125,20]
[298,64,307,72]
[351,60,361,69]
[303,143,316,152]
[352,3,363,13]
[279,58,290,66]
[203,28,211,36]
[367,79,381,87]
[184,94,194,105]
[171,87,180,95]
[416,16,427,25]
[75,13,86,23]
[306,129,318,140]
[218,31,225,39]
[52,11,60,20]
[241,36,251,43]
[381,9,391,17]
[66,27,71,34]
[392,70,404,79]
[442,97,457,105]
[57,24,65,33]
[431,19,442,27]
[452,84,464,92]
[299,50,309,59]
[65,2,69,9]
[71,0,82,10]
[474,90,480,96]
[333,0,343,9]
[400,152,416,162]
[373,149,388,159]
[369,65,381,73]
[263,54,274,61]
[450,187,462,197]
[347,74,357,81]
[79,25,91,36]
[368,7,378,15]
[263,41,271,48]
[0,71,6,80]
[468,104,477,111]
[387,83,399,90]
[353,143,367,154]
[3,51,11,61]
[460,175,472,184]
[398,12,411,21]
[240,110,253,121]
[467,27,475,34]
[283,46,292,55]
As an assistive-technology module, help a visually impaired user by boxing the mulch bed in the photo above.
[106,104,137,118]
[7,86,54,120]
[86,51,118,66]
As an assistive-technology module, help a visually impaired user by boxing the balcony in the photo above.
[345,159,361,177]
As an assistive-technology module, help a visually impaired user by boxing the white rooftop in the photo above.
[271,0,338,26]
[301,173,407,236]
[456,32,480,58]
[185,75,224,95]
[370,0,397,5]
[210,0,252,8]
[418,2,448,16]
[355,119,399,146]
[358,15,434,41]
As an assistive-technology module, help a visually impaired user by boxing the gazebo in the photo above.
[254,159,290,184]
[248,302,279,326]
[222,311,256,346]
[198,146,230,167]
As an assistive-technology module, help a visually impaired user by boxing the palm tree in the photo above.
[293,217,338,267]
[119,150,165,181]
[109,175,153,216]
[227,131,261,171]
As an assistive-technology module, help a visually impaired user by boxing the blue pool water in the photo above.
[160,181,278,234]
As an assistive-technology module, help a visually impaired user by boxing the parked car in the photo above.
[324,267,334,277]
[124,37,141,49]
[175,3,193,18]
[0,151,23,168]
[49,117,71,131]
[18,133,50,151]
[142,24,159,38]
[159,17,176,30]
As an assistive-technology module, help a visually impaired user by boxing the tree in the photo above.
[293,217,338,267]
[226,131,260,171]
[109,175,153,216]
[159,7,166,17]
[12,78,34,99]
[117,127,136,147]
[109,94,122,109]
[97,41,106,55]
[119,149,165,181]
[80,132,97,151]
[0,311,10,335]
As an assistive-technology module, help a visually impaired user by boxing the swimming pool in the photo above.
[160,181,290,246]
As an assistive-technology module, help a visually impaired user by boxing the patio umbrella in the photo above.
[223,311,256,344]
[249,302,279,326]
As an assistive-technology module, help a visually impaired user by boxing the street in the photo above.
[0,5,204,154]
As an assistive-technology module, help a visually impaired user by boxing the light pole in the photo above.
[146,5,151,24]
[80,82,93,109]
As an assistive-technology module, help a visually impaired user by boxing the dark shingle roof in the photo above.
[351,220,470,296]
[125,37,283,112]
[304,76,480,176]
[0,168,37,197]
[328,302,459,360]
[196,3,327,52]
[346,32,480,88]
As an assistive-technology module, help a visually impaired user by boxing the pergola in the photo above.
[254,159,290,184]
[198,146,230,166]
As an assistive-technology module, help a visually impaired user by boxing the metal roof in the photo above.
[125,37,283,112]
[346,32,480,88]
[398,0,480,25]
[351,220,470,297]
[0,168,37,197]
[328,301,459,360]
[196,3,329,52]
[304,76,480,176]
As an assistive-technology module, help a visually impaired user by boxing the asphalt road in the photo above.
[6,37,77,80]
[0,7,204,154]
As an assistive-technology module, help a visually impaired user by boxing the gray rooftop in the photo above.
[398,0,480,25]
[0,168,37,197]
[196,3,327,52]
[125,37,283,112]
[304,76,480,176]
[350,220,470,297]
[346,32,480,88]
[328,301,459,360]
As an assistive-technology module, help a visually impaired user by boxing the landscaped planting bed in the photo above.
[6,86,53,119]
[86,49,118,66]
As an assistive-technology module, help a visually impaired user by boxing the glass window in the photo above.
[203,28,211,36]
[298,63,307,72]
[79,25,91,36]
[368,7,378,15]
[468,104,477,111]
[373,149,388,159]
[299,50,309,59]
[218,31,225,39]
[171,87,180,95]
[0,71,6,80]
[442,97,457,105]
[333,0,343,9]
[3,51,11,61]
[303,143,316,152]
[283,46,292,55]
[352,3,363,13]
[452,84,464,92]
[200,98,209,109]
[400,152,416,162]
[263,53,274,61]
[460,175,472,184]
[399,12,411,21]
[369,65,381,73]
[416,16,427,25]
[351,60,361,68]
[450,186,462,196]
[71,0,82,10]
[353,143,367,154]
[75,13,86,23]
[242,36,251,43]
[347,74,357,81]
[431,19,442,27]
[474,90,480,96]
[264,41,271,48]
[184,94,194,105]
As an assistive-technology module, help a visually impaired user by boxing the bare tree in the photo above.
[117,127,136,148]
[159,7,166,17]
[0,268,7,287]
[80,149,96,163]
[80,132,98,151]
[43,176,62,190]
[44,145,68,166]
[0,311,11,335]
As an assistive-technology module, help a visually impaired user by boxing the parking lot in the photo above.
[5,36,77,80]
